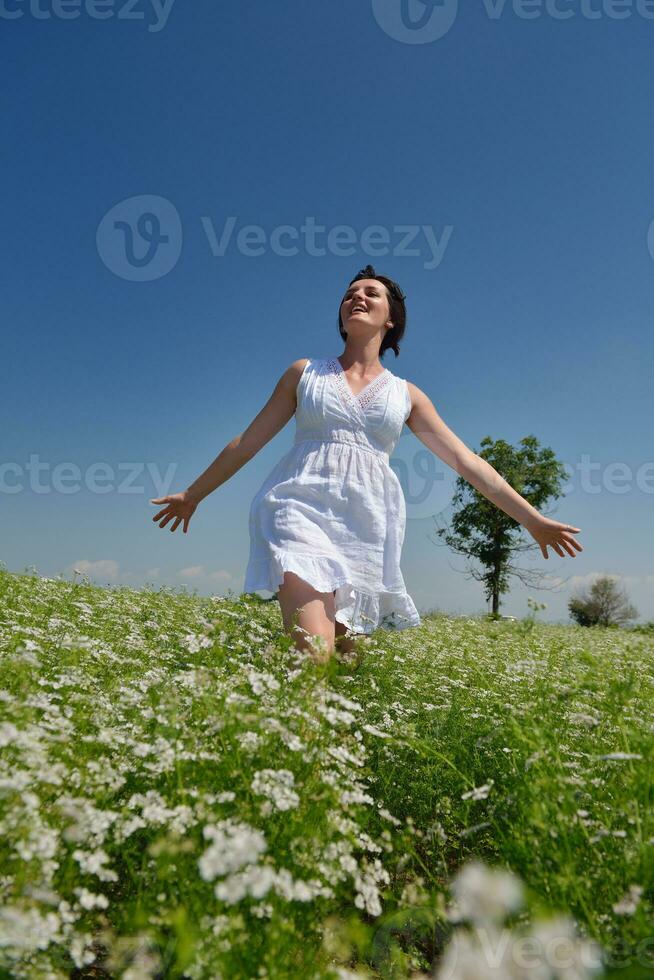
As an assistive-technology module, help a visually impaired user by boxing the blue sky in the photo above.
[2,1,653,624]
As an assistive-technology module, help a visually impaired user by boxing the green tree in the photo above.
[568,575,638,628]
[432,435,569,616]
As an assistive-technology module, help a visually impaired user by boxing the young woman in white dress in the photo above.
[150,265,583,663]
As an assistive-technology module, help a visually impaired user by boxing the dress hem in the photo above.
[244,552,422,636]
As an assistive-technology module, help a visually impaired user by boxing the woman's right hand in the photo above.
[150,491,199,534]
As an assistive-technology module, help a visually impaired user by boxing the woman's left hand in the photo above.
[524,517,584,560]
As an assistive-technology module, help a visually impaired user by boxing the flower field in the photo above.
[1,566,652,978]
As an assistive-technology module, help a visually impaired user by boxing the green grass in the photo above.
[0,566,652,979]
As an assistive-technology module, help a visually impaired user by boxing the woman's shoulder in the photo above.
[289,357,312,371]
[285,357,317,386]
[396,376,418,416]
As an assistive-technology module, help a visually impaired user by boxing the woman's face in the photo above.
[340,278,391,335]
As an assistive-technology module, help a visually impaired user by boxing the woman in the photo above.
[150,264,583,663]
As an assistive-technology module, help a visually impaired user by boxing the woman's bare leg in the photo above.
[333,590,363,655]
[276,572,336,663]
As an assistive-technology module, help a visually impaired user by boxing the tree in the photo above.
[568,576,638,628]
[432,435,569,616]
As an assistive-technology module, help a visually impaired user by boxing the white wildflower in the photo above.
[116,815,147,841]
[72,848,118,882]
[279,730,305,751]
[361,724,391,738]
[613,884,643,916]
[323,690,363,712]
[0,904,62,952]
[198,820,267,881]
[461,780,494,801]
[74,887,109,910]
[353,858,390,918]
[16,823,59,862]
[0,722,20,747]
[251,902,273,919]
[69,931,98,969]
[447,859,524,926]
[182,633,212,653]
[215,864,277,903]
[377,806,402,826]
[317,704,357,727]
[327,744,365,768]
[251,769,300,811]
[210,914,231,936]
[568,712,599,727]
[340,789,375,806]
[236,730,260,752]
[245,668,280,695]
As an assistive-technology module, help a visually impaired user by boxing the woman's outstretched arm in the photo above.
[150,359,308,533]
[405,382,583,561]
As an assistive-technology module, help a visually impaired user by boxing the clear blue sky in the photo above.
[2,1,653,623]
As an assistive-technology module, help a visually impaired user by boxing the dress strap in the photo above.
[295,358,312,408]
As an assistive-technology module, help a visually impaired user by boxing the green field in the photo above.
[1,567,652,979]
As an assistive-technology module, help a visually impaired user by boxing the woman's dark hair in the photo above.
[337,264,407,360]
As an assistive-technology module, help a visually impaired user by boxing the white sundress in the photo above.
[243,356,422,635]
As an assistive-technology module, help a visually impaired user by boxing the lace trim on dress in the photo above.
[358,371,392,410]
[327,358,393,414]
